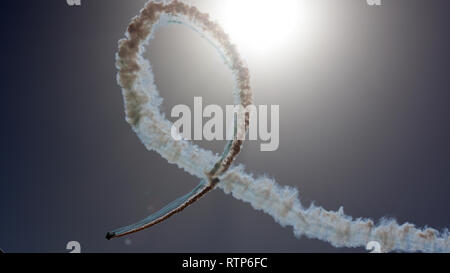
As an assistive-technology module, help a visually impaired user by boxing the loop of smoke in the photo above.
[110,0,252,239]
[115,0,449,252]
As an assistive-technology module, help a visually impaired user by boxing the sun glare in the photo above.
[218,0,300,54]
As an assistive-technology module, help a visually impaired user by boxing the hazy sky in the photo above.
[1,0,449,252]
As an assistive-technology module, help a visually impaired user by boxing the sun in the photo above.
[217,0,300,54]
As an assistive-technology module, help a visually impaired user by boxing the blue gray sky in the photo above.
[1,0,449,252]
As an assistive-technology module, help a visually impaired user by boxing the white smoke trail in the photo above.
[219,166,449,252]
[113,0,450,252]
[108,0,252,239]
